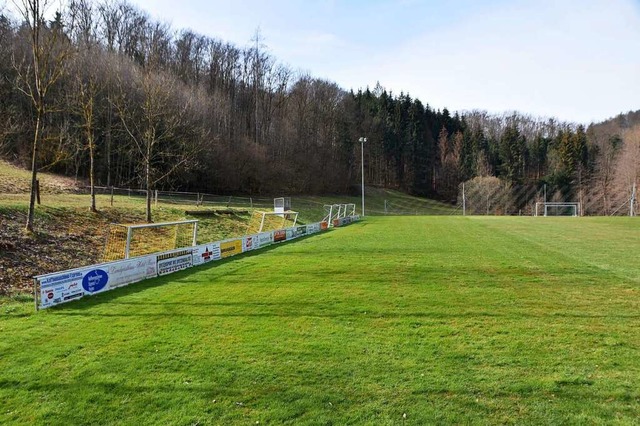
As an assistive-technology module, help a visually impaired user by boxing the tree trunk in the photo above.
[145,144,152,223]
[106,103,112,187]
[89,135,96,212]
[25,112,41,232]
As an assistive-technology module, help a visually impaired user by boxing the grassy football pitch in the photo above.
[1,216,639,424]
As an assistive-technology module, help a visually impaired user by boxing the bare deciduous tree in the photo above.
[113,68,200,222]
[612,126,640,214]
[12,0,68,231]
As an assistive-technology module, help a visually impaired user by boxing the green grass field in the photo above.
[1,216,639,424]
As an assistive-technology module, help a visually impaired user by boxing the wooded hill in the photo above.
[0,1,638,215]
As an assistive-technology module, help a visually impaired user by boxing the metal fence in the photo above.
[86,182,638,217]
[89,186,276,210]
[456,178,638,216]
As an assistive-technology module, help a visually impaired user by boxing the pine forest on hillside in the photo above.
[0,0,639,219]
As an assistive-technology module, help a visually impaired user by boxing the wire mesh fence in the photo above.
[87,182,638,218]
[90,186,276,210]
[456,177,638,216]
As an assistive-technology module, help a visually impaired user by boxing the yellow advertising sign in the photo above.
[220,239,242,258]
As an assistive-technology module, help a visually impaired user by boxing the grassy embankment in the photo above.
[1,216,639,424]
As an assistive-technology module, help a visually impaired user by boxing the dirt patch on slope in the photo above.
[0,208,142,296]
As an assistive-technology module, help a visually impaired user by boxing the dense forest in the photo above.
[1,0,638,223]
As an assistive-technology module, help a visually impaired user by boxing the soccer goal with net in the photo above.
[535,202,580,217]
[103,220,198,261]
[246,211,299,234]
[322,203,356,225]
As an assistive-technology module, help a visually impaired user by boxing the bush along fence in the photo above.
[34,215,361,310]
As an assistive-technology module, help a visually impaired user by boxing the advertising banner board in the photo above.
[274,229,286,242]
[192,243,221,266]
[36,255,159,309]
[306,223,321,234]
[38,269,90,309]
[220,239,242,258]
[243,235,258,252]
[257,231,274,247]
[107,255,157,288]
[295,226,307,238]
[157,251,193,276]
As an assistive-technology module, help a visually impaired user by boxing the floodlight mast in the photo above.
[359,137,367,216]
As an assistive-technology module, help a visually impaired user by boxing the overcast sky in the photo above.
[128,0,640,123]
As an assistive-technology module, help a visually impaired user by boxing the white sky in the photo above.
[102,0,640,123]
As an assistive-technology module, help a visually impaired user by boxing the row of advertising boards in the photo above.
[34,216,360,310]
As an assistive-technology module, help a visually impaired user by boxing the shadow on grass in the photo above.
[49,305,640,320]
[0,378,230,396]
[1,377,636,403]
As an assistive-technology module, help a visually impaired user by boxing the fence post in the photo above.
[110,186,114,207]
[462,183,466,216]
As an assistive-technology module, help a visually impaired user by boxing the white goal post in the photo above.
[323,203,356,224]
[535,202,580,217]
[273,197,291,214]
[246,211,299,234]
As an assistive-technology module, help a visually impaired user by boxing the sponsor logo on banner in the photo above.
[258,232,273,247]
[82,269,109,294]
[157,254,193,276]
[243,236,257,252]
[352,215,361,221]
[333,219,341,228]
[39,273,85,308]
[192,243,221,265]
[286,228,295,240]
[320,221,328,230]
[107,256,157,288]
[344,217,352,225]
[220,240,242,258]
[295,226,307,237]
[39,270,84,287]
[306,223,320,234]
[274,230,286,242]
